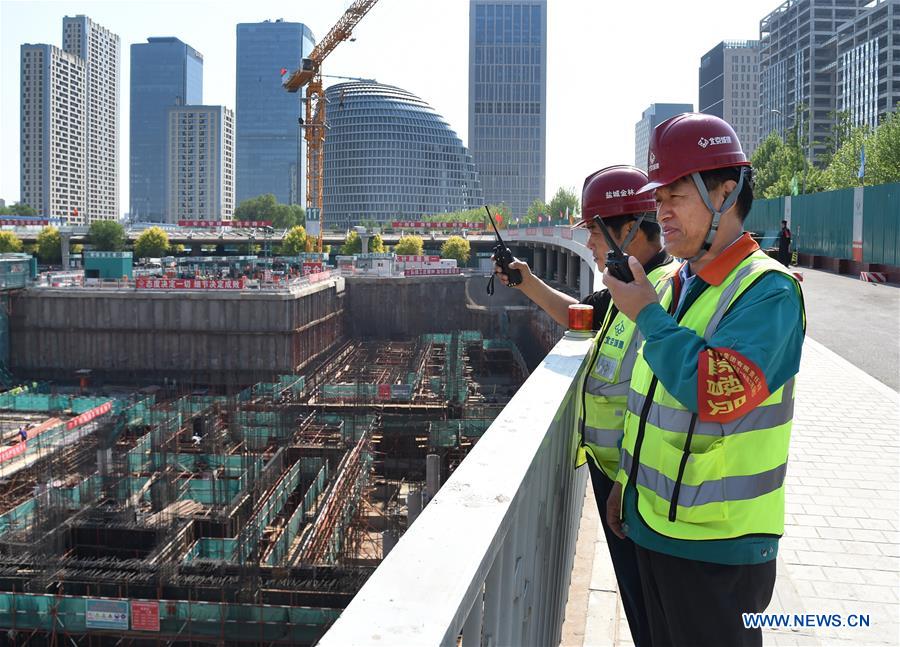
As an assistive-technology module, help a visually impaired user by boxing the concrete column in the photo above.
[567,254,578,289]
[556,249,565,283]
[546,248,556,283]
[580,260,593,300]
[382,530,397,557]
[426,454,441,502]
[533,247,544,278]
[407,487,423,526]
[96,447,112,475]
[60,233,71,270]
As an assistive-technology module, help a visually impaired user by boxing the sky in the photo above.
[0,0,773,216]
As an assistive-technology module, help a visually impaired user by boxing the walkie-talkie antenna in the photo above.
[485,206,505,244]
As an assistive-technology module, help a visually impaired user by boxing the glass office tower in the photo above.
[323,82,482,230]
[130,37,203,222]
[235,20,315,207]
[468,0,547,219]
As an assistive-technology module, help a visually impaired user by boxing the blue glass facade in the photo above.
[129,37,202,222]
[468,0,546,220]
[235,21,315,207]
[323,82,482,230]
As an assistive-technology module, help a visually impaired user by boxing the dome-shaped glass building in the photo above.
[323,82,482,229]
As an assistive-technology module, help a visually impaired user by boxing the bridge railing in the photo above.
[318,333,593,647]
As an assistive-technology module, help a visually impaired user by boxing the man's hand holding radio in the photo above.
[493,257,532,289]
[602,256,658,322]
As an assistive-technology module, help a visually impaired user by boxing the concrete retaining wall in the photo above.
[9,279,345,387]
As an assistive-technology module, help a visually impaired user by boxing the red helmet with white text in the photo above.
[573,165,656,228]
[638,112,750,193]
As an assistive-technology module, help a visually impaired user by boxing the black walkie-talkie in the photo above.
[594,214,647,283]
[486,206,522,287]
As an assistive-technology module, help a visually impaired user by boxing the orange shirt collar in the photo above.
[694,232,759,286]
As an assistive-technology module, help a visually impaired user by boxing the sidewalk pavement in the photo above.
[564,337,900,646]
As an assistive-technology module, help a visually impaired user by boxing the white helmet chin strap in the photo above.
[686,167,748,263]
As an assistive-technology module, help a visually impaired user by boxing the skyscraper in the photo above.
[634,103,693,170]
[235,20,315,208]
[20,16,119,224]
[323,82,482,230]
[834,0,899,130]
[468,0,546,219]
[63,15,120,221]
[167,105,235,223]
[699,41,761,156]
[20,44,87,222]
[130,37,203,222]
[758,0,865,160]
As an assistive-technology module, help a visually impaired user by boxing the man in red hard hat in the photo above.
[603,113,806,647]
[496,165,678,646]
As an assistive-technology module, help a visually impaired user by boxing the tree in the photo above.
[36,226,61,264]
[819,107,900,190]
[234,193,278,222]
[234,194,305,229]
[340,231,384,254]
[369,234,385,253]
[525,198,549,224]
[547,187,580,223]
[394,234,424,255]
[417,204,509,227]
[134,226,170,258]
[440,235,470,265]
[0,202,36,216]
[281,225,308,255]
[272,204,305,229]
[88,220,126,251]
[0,231,23,253]
[749,132,783,198]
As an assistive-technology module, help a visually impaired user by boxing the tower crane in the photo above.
[283,0,382,252]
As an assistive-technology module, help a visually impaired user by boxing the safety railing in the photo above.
[318,333,593,646]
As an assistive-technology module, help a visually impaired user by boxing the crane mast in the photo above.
[283,0,381,252]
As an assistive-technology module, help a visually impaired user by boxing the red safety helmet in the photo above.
[573,165,656,229]
[639,113,750,194]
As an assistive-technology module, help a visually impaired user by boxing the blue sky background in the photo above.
[1,0,768,215]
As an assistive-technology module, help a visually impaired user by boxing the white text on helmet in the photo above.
[697,135,732,149]
[605,189,636,199]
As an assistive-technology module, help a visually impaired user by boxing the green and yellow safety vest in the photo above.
[575,259,680,478]
[616,251,805,540]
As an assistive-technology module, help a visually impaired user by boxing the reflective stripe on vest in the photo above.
[619,250,804,541]
[621,450,787,507]
[628,377,795,438]
[577,259,679,478]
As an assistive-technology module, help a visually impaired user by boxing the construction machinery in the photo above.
[283,0,382,252]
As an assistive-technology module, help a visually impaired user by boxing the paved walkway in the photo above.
[563,337,900,646]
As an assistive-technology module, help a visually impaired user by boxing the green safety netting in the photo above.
[0,592,339,640]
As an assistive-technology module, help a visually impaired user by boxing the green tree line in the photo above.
[752,107,900,198]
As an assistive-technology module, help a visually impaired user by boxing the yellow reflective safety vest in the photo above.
[616,251,805,540]
[575,259,680,478]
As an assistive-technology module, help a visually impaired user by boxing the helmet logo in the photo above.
[648,152,659,172]
[698,135,732,148]
[604,189,636,199]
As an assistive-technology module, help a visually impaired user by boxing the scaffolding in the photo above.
[0,329,529,644]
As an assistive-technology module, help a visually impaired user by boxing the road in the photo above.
[797,267,899,390]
